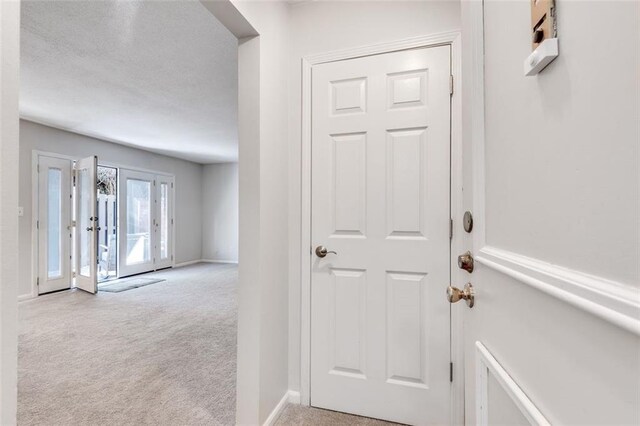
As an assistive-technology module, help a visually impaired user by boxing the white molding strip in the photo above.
[477,246,640,336]
[176,259,239,268]
[262,391,290,426]
[18,294,36,302]
[174,259,203,268]
[305,31,462,65]
[476,341,550,426]
[287,390,301,405]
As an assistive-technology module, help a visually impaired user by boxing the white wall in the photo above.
[207,1,291,424]
[461,1,640,424]
[286,0,461,394]
[202,162,238,263]
[0,0,20,422]
[483,2,638,287]
[18,119,204,298]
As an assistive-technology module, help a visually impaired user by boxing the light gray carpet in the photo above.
[274,404,399,425]
[98,277,166,293]
[18,263,238,426]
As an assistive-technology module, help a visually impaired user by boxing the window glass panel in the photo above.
[126,178,151,265]
[47,169,62,278]
[97,166,117,281]
[78,168,91,277]
[160,183,169,260]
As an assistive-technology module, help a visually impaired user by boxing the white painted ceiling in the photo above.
[20,0,238,163]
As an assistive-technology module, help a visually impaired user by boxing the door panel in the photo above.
[118,169,174,277]
[37,155,73,294]
[119,169,154,277]
[310,46,452,425]
[75,156,98,294]
[155,175,174,269]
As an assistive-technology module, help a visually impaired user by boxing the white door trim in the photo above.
[475,341,550,426]
[467,3,640,336]
[299,31,464,424]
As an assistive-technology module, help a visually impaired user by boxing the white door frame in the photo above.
[30,150,78,300]
[118,168,176,277]
[299,31,464,424]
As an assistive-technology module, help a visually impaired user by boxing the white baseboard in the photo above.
[287,390,300,404]
[174,259,203,268]
[175,259,239,268]
[263,391,290,426]
[18,293,36,302]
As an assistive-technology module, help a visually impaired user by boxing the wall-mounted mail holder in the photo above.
[524,0,558,76]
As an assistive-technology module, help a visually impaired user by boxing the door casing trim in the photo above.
[298,31,464,425]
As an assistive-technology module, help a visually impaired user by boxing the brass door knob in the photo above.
[458,251,474,273]
[315,245,337,258]
[447,283,474,308]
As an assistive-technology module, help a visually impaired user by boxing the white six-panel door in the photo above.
[37,155,73,294]
[310,46,452,425]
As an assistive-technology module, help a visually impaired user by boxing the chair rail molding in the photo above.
[476,247,640,336]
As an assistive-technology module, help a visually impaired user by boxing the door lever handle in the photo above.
[86,227,93,231]
[315,245,337,258]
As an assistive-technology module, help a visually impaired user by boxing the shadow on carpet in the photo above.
[98,277,166,293]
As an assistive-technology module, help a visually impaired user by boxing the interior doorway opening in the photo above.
[97,165,117,282]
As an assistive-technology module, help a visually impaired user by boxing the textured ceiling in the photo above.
[20,0,238,164]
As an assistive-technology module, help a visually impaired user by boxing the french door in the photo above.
[310,46,452,425]
[118,169,174,277]
[37,155,73,294]
[74,156,99,293]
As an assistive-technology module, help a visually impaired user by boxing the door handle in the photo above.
[446,283,474,308]
[86,227,93,231]
[315,245,337,258]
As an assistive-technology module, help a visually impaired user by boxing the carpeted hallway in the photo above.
[18,263,238,425]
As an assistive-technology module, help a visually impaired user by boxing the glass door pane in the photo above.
[47,168,62,278]
[126,178,151,265]
[154,176,173,270]
[97,166,118,282]
[38,155,73,294]
[160,182,169,260]
[78,167,92,278]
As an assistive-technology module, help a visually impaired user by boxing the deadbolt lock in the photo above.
[458,251,474,273]
[447,283,474,308]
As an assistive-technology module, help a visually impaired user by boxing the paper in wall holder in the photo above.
[525,0,558,76]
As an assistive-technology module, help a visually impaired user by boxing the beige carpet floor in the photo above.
[275,404,398,425]
[18,263,238,426]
